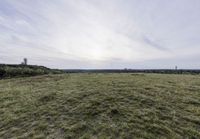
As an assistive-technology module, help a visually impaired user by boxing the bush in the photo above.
[0,64,63,79]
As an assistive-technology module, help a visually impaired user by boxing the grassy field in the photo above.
[0,73,200,139]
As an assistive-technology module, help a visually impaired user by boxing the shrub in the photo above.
[0,64,63,79]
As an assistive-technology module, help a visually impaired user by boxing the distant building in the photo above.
[21,58,28,65]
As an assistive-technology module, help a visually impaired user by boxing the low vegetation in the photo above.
[0,64,63,79]
[0,73,200,138]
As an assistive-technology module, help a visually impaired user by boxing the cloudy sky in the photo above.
[0,0,200,69]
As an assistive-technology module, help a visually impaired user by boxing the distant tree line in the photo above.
[63,69,200,74]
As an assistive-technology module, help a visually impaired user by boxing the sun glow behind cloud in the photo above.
[0,0,200,68]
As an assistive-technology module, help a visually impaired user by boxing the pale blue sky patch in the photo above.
[0,0,200,69]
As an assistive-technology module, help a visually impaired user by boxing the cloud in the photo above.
[0,0,200,68]
[142,35,168,51]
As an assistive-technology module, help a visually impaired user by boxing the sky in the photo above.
[0,0,200,69]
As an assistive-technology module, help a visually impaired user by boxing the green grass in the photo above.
[0,73,200,139]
